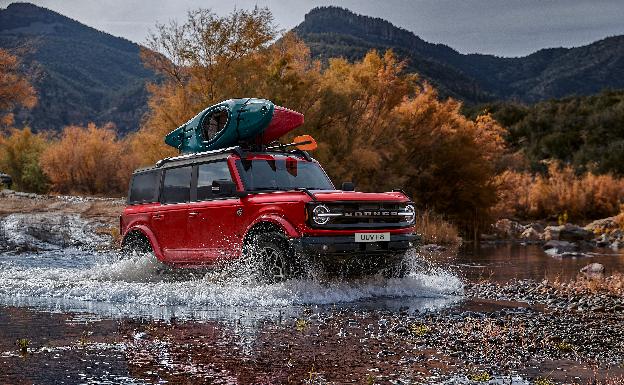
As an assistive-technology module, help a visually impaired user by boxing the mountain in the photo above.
[0,2,155,133]
[294,7,624,103]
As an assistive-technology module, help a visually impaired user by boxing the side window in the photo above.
[128,171,160,204]
[197,161,233,200]
[162,166,192,204]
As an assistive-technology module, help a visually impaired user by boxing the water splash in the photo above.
[0,248,463,320]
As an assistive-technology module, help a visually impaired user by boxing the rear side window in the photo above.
[128,171,160,204]
[162,166,192,204]
[197,161,233,200]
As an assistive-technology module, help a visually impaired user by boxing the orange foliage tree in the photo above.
[0,48,37,127]
[40,123,136,195]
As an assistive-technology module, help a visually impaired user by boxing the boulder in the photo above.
[493,219,524,239]
[544,224,593,242]
[585,217,618,234]
[520,227,542,241]
[580,263,605,279]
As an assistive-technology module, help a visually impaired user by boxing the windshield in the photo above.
[235,156,334,191]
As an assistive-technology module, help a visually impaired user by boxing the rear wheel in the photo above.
[246,231,296,283]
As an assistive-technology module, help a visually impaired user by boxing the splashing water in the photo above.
[0,245,463,321]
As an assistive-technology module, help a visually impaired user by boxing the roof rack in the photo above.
[154,145,312,168]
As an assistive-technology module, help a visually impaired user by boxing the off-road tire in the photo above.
[246,231,297,283]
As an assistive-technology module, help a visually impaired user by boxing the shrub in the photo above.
[40,123,137,195]
[0,127,49,193]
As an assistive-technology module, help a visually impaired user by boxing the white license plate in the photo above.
[355,232,390,242]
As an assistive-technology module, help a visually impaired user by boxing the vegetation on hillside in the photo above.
[466,90,624,176]
[0,2,154,133]
[295,7,624,103]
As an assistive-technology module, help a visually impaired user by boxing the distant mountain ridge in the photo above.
[294,7,624,103]
[1,3,623,133]
[0,2,155,133]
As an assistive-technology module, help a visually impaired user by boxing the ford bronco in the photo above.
[120,146,418,281]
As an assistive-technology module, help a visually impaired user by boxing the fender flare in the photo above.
[245,214,300,239]
[121,225,165,262]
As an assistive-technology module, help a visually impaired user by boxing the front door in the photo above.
[151,165,193,262]
[187,161,245,262]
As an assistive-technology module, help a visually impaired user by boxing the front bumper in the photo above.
[290,233,419,274]
[292,233,419,256]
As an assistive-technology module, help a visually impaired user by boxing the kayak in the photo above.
[164,98,304,154]
[165,98,273,153]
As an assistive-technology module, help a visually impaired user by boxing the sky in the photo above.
[1,0,623,57]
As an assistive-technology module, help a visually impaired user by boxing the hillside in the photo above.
[295,7,624,103]
[0,2,155,133]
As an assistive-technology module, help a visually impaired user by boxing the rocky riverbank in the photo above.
[485,217,624,259]
[0,189,123,252]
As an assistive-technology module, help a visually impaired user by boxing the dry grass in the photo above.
[414,210,460,245]
[551,273,624,296]
[495,162,624,220]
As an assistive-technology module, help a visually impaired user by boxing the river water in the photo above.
[0,239,622,383]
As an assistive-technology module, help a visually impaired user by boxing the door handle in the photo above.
[189,212,199,217]
[152,214,163,220]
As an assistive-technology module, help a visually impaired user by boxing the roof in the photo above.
[131,146,314,175]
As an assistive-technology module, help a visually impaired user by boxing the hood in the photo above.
[310,190,410,202]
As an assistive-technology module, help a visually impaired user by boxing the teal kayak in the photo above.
[165,98,275,154]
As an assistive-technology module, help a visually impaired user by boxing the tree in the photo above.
[0,48,37,127]
[137,8,508,236]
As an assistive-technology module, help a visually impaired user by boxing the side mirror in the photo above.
[341,182,355,191]
[212,180,237,196]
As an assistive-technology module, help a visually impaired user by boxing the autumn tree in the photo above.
[40,123,136,195]
[138,8,508,235]
[0,127,48,193]
[0,48,37,127]
[135,7,321,164]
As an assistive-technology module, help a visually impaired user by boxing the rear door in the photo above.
[150,165,193,262]
[186,160,245,262]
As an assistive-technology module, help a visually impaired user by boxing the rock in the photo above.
[610,240,622,250]
[593,233,611,247]
[520,227,542,241]
[585,217,618,234]
[525,222,545,233]
[493,219,524,239]
[544,224,593,242]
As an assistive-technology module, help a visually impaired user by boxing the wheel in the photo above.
[246,231,295,283]
[121,232,152,255]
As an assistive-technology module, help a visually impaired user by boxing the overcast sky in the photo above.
[2,0,623,57]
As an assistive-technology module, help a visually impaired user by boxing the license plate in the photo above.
[355,232,390,242]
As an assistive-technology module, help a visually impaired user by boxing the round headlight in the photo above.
[312,204,331,225]
[404,204,416,225]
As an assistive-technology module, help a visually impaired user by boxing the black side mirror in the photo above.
[212,180,237,196]
[341,181,355,191]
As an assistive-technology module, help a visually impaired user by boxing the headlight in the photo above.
[312,204,331,225]
[403,204,416,225]
[311,204,341,225]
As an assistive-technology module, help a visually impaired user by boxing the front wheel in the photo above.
[245,231,297,283]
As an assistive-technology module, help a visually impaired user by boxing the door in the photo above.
[187,161,245,262]
[150,165,193,262]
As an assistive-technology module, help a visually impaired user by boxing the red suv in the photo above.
[120,146,418,280]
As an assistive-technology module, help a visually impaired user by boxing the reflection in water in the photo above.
[431,244,624,282]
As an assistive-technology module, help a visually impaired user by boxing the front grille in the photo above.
[308,201,414,229]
